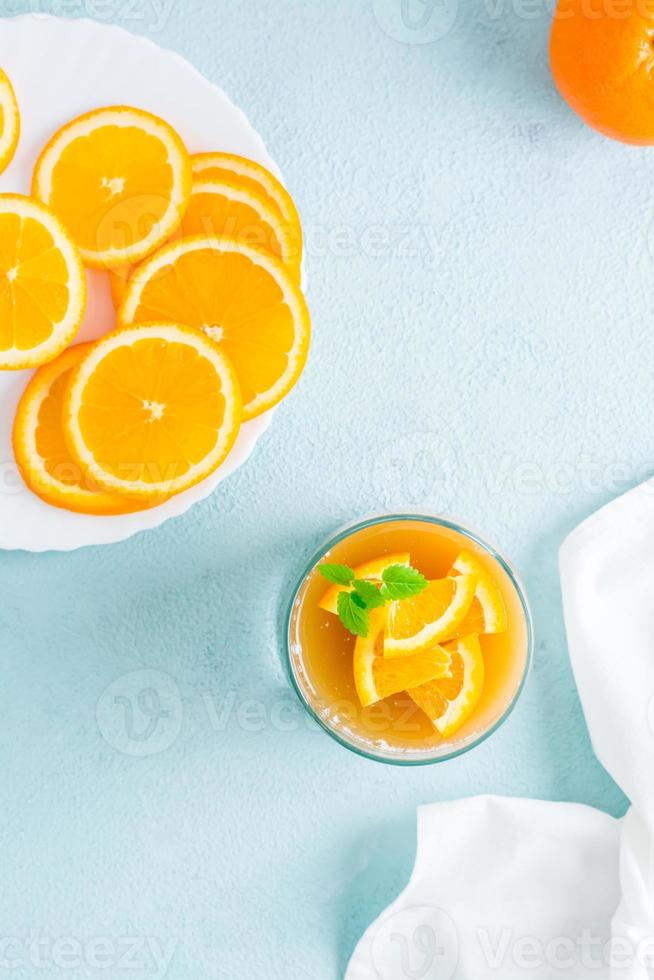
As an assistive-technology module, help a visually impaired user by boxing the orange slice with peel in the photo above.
[63,322,242,502]
[32,106,192,268]
[0,194,86,369]
[108,172,302,308]
[448,549,508,637]
[0,68,19,175]
[119,236,310,420]
[109,266,130,310]
[192,152,302,252]
[181,178,300,277]
[319,551,410,614]
[407,635,485,738]
[383,574,477,658]
[107,150,305,308]
[354,608,452,708]
[13,343,145,515]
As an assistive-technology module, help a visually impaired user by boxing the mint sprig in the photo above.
[379,564,428,601]
[319,559,428,637]
[319,563,355,586]
[352,579,386,609]
[336,590,370,637]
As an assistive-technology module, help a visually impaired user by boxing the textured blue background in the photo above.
[0,1,636,977]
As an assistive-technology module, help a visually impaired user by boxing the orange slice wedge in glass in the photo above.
[407,635,485,738]
[119,236,310,420]
[13,343,143,515]
[32,106,192,268]
[354,609,452,708]
[319,551,410,614]
[383,574,478,658]
[0,194,86,369]
[448,549,508,636]
[0,68,20,175]
[63,323,242,501]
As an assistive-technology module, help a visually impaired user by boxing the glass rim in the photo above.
[283,511,534,766]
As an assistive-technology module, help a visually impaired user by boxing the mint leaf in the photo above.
[380,564,428,601]
[352,579,386,609]
[337,590,370,637]
[319,563,355,586]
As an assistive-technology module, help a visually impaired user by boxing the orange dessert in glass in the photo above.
[285,514,533,764]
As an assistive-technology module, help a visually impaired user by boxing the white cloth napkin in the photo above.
[346,480,654,980]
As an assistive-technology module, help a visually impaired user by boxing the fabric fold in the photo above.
[346,796,619,978]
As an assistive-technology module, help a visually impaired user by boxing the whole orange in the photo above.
[550,0,654,144]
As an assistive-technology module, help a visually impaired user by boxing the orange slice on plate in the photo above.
[118,236,310,420]
[0,194,86,369]
[32,106,192,268]
[180,178,300,277]
[319,551,410,614]
[109,266,130,310]
[63,323,242,501]
[13,343,144,515]
[108,172,302,308]
[448,549,508,636]
[107,152,304,308]
[407,635,485,738]
[192,152,302,253]
[354,609,452,708]
[384,574,477,658]
[0,68,20,175]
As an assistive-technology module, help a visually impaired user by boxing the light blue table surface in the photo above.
[0,0,638,976]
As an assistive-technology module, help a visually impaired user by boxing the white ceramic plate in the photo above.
[0,15,288,551]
